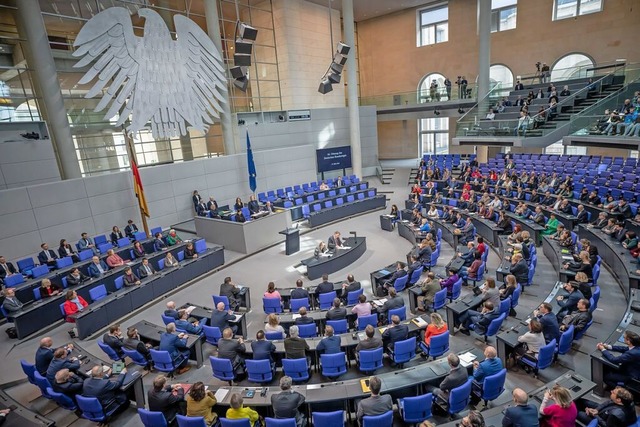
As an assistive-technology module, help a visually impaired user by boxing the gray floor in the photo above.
[1,159,632,425]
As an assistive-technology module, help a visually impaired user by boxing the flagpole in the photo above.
[123,130,150,236]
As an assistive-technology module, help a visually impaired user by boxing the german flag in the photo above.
[131,156,149,218]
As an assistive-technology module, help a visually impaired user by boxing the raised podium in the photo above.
[280,228,300,255]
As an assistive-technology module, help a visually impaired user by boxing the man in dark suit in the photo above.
[148,375,186,422]
[0,256,17,282]
[577,386,636,427]
[589,212,609,229]
[428,353,468,407]
[612,199,632,220]
[46,347,80,384]
[560,298,592,333]
[355,325,383,361]
[87,256,109,278]
[340,274,361,301]
[207,197,218,211]
[124,220,139,239]
[251,330,276,371]
[290,279,309,301]
[381,315,409,353]
[534,303,560,344]
[294,307,315,325]
[576,205,589,224]
[2,288,23,316]
[175,310,204,335]
[82,365,129,411]
[529,189,542,204]
[164,301,180,320]
[271,376,306,427]
[37,243,58,267]
[314,274,334,297]
[502,388,540,427]
[556,281,584,320]
[220,277,242,311]
[210,302,237,335]
[406,256,422,280]
[52,369,83,400]
[540,191,555,206]
[382,262,407,293]
[378,288,405,323]
[159,323,190,374]
[597,330,640,389]
[217,327,246,374]
[507,253,529,286]
[35,337,55,376]
[123,327,152,367]
[457,301,500,335]
[284,325,311,366]
[327,231,343,251]
[325,298,346,320]
[102,324,125,360]
[137,258,156,279]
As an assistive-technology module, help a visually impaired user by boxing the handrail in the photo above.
[456,81,509,123]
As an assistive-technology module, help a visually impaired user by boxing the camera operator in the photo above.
[541,62,550,84]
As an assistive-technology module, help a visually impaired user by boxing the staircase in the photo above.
[380,167,395,185]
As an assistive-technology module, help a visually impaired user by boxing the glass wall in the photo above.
[419,117,449,156]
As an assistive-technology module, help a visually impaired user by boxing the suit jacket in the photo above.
[66,271,88,286]
[154,238,167,251]
[124,224,138,238]
[52,373,83,398]
[58,246,77,259]
[103,334,125,358]
[379,295,404,315]
[164,309,179,319]
[251,340,276,362]
[382,324,409,346]
[356,336,383,353]
[592,400,637,427]
[327,235,342,250]
[220,283,240,306]
[502,403,540,427]
[82,373,126,406]
[341,281,361,298]
[77,237,94,251]
[325,305,347,320]
[602,346,640,380]
[138,263,155,278]
[439,365,468,398]
[47,357,80,384]
[148,386,185,422]
[508,260,529,284]
[314,281,334,296]
[576,210,588,223]
[386,269,407,285]
[159,333,188,360]
[538,312,560,343]
[540,196,555,206]
[566,310,592,331]
[271,390,306,420]
[176,319,202,335]
[474,309,501,334]
[123,273,140,286]
[557,289,584,314]
[290,288,309,300]
[407,261,422,279]
[210,310,235,331]
[473,357,503,382]
[110,231,124,244]
[88,260,109,278]
[217,338,246,361]
[38,249,58,264]
[35,346,54,375]
[2,296,23,313]
[356,394,393,424]
[294,315,315,325]
[316,335,341,354]
[0,262,16,279]
[592,218,608,229]
[284,337,309,359]
[123,337,151,359]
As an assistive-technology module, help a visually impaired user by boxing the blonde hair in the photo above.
[430,312,445,328]
[579,251,590,263]
[552,386,572,408]
[267,313,279,327]
[574,272,589,283]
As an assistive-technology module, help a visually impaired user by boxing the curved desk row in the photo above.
[0,390,54,427]
[301,237,367,281]
[307,195,386,228]
[71,246,224,339]
[278,182,370,222]
[500,194,579,231]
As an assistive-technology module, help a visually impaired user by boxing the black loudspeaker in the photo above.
[234,77,249,91]
[239,23,258,41]
[333,53,347,65]
[234,54,252,67]
[328,72,341,84]
[330,62,343,74]
[336,42,350,56]
[235,39,253,55]
[230,66,247,79]
[318,79,333,94]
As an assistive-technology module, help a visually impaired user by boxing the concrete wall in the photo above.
[0,145,316,261]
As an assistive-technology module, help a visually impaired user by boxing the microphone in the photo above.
[349,231,357,241]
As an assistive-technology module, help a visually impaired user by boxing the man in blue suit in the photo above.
[470,346,503,404]
[381,315,409,354]
[457,301,500,336]
[35,337,55,376]
[175,309,204,335]
[502,388,540,427]
[87,256,109,278]
[159,323,191,374]
[37,243,58,267]
[597,330,640,389]
[534,303,561,344]
[251,330,276,372]
[82,365,129,412]
[210,302,237,335]
[78,233,97,254]
[46,347,80,384]
[556,281,584,321]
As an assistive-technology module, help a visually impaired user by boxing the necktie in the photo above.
[46,251,52,261]
[146,265,151,274]
[1,264,7,274]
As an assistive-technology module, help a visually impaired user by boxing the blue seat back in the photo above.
[157,259,165,270]
[312,410,345,427]
[17,257,35,274]
[33,372,53,398]
[358,347,383,373]
[47,387,77,410]
[387,306,406,323]
[76,395,108,422]
[557,325,574,355]
[134,231,147,241]
[56,256,73,269]
[432,288,447,310]
[448,379,473,415]
[347,288,364,305]
[89,284,107,302]
[177,414,209,427]
[573,319,593,340]
[32,265,49,278]
[114,276,124,290]
[265,418,297,427]
[393,337,416,364]
[150,349,178,373]
[98,242,113,254]
[20,359,36,384]
[4,274,24,287]
[499,297,511,315]
[290,298,309,312]
[33,287,41,301]
[486,313,507,337]
[213,295,230,310]
[210,356,235,382]
[194,239,207,254]
[535,339,557,370]
[117,237,131,248]
[511,284,522,308]
[94,235,107,246]
[482,368,507,402]
[394,275,409,292]
[78,249,94,261]
[263,297,283,314]
[357,314,378,330]
[408,267,423,285]
[177,251,185,261]
[326,319,348,334]
[265,331,284,340]
[246,359,273,383]
[318,291,337,310]
[298,323,317,338]
[282,358,309,381]
[161,314,175,325]
[592,285,601,305]
[363,410,393,427]
[220,419,251,427]
[321,352,347,377]
[427,331,450,358]
[449,278,463,301]
[122,348,148,367]
[150,227,162,236]
[203,325,222,345]
[138,409,169,427]
[399,393,432,423]
[98,340,121,361]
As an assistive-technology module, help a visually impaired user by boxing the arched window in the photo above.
[418,72,450,102]
[489,64,514,90]
[551,53,594,81]
[14,100,41,121]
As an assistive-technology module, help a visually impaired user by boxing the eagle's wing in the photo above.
[174,14,227,134]
[72,7,139,126]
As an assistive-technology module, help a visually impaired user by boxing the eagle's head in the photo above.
[137,8,171,39]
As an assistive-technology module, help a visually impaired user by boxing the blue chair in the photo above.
[282,358,309,382]
[134,231,147,241]
[312,410,345,427]
[357,314,378,330]
[474,368,507,406]
[394,275,409,292]
[469,262,485,287]
[263,297,283,314]
[419,331,449,360]
[194,239,207,253]
[157,259,165,271]
[114,275,124,290]
[123,348,150,368]
[298,323,317,338]
[203,325,222,346]
[47,387,77,411]
[321,352,347,378]
[265,418,297,427]
[246,359,273,383]
[56,256,73,269]
[98,340,123,361]
[265,331,284,340]
[117,237,130,248]
[32,265,49,278]
[327,319,348,334]
[17,257,36,275]
[138,408,169,427]
[390,337,416,367]
[573,319,593,340]
[33,372,53,399]
[78,248,94,261]
[98,242,113,254]
[520,339,556,376]
[32,287,41,301]
[161,314,176,325]
[499,298,511,316]
[439,378,472,417]
[363,410,393,427]
[89,284,107,302]
[398,393,433,424]
[4,274,24,287]
[448,278,463,302]
[213,295,230,310]
[387,306,406,323]
[592,285,601,307]
[347,288,364,305]
[557,325,574,355]
[94,235,108,246]
[592,264,601,285]
[151,349,185,377]
[470,313,506,343]
[177,414,208,427]
[76,395,121,422]
[290,298,309,312]
[210,356,235,385]
[20,359,37,385]
[510,284,522,313]
[408,267,423,286]
[318,291,336,310]
[177,251,185,261]
[431,288,447,311]
[358,347,383,373]
[220,419,252,427]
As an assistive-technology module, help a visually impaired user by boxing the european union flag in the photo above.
[246,130,257,192]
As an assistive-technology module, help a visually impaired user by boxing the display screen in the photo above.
[316,146,352,172]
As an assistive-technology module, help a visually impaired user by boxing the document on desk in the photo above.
[185,306,196,314]
[561,256,573,261]
[459,352,477,367]
[292,314,301,320]
[379,269,391,275]
[232,314,242,322]
[358,332,366,340]
[214,388,229,402]
[412,317,428,328]
[378,326,388,334]
[373,299,387,307]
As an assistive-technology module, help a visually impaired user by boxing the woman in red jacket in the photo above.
[63,290,88,322]
[423,312,448,348]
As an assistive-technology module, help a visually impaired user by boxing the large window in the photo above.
[553,0,603,20]
[419,118,449,156]
[418,4,448,47]
[418,73,449,102]
[545,141,587,155]
[490,64,514,90]
[491,0,517,32]
[550,53,594,81]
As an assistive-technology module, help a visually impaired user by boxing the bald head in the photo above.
[217,302,226,311]
[55,369,70,384]
[484,346,497,359]
[513,388,528,404]
[166,301,176,310]
[40,337,53,348]
[90,366,104,378]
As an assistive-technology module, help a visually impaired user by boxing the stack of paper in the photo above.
[185,306,196,314]
[459,352,477,367]
[412,317,428,328]
[373,299,387,307]
[214,388,229,402]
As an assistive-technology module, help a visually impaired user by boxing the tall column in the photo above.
[15,0,81,179]
[477,0,492,113]
[204,0,236,155]
[342,0,362,178]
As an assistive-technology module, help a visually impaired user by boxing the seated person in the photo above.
[226,393,259,426]
[123,266,141,286]
[559,298,592,333]
[165,229,182,246]
[284,325,311,367]
[159,323,191,374]
[596,330,640,390]
[576,386,636,427]
[457,301,500,336]
[82,365,129,412]
[555,281,584,320]
[459,251,482,284]
[247,195,260,214]
[534,302,561,344]
[265,313,286,336]
[356,376,393,425]
[263,281,282,301]
[502,388,539,427]
[377,288,404,323]
[39,278,61,298]
[355,325,383,361]
[539,385,577,427]
[138,258,156,278]
[186,382,218,426]
[326,298,347,320]
[47,347,80,384]
[131,241,146,259]
[381,262,407,295]
[102,324,125,360]
[66,267,88,286]
[294,307,315,325]
[87,256,109,278]
[235,209,246,223]
[314,273,334,296]
[513,319,546,368]
[422,313,448,351]
[251,330,276,372]
[327,231,344,250]
[164,252,179,268]
[470,346,503,403]
[316,325,341,355]
[154,233,168,251]
[52,368,83,400]
[38,243,58,267]
[63,290,88,327]
[382,315,409,353]
[439,268,460,293]
[210,302,237,335]
[271,376,307,427]
[123,326,153,367]
[314,241,328,257]
[175,309,204,335]
[148,375,186,422]
[184,242,198,259]
[58,239,79,262]
[340,274,361,302]
[291,279,309,301]
[217,328,246,375]
[110,226,124,244]
[416,272,442,310]
[426,353,468,408]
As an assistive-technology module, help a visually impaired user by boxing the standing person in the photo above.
[356,376,393,425]
[148,375,186,422]
[271,376,306,427]
[444,77,452,100]
[461,76,468,99]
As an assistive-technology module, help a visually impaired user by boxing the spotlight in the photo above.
[458,108,465,114]
[233,53,252,67]
[330,62,344,74]
[336,42,350,56]
[434,109,440,116]
[318,78,333,94]
[318,41,350,96]
[238,22,258,41]
[333,53,347,66]
[232,22,258,92]
[234,38,253,55]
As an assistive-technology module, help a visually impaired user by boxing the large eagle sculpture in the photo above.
[73,7,227,139]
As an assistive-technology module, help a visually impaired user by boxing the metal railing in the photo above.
[359,83,478,108]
